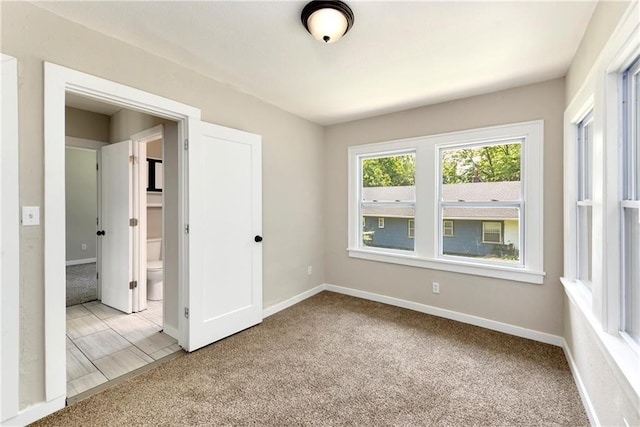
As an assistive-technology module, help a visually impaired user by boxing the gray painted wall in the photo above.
[2,2,325,409]
[325,78,566,337]
[65,106,110,142]
[64,148,97,262]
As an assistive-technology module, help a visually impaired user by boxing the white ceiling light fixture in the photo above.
[301,1,354,44]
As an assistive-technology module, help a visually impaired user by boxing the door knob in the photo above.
[96,230,105,236]
[254,235,263,242]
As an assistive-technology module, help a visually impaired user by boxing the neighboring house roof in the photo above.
[361,182,520,220]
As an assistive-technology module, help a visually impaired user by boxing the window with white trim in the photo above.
[482,222,503,243]
[348,121,544,284]
[622,58,640,347]
[443,220,454,237]
[359,152,415,251]
[439,140,522,264]
[577,111,594,289]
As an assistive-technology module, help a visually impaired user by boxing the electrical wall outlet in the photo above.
[81,244,87,251]
[307,265,313,276]
[432,282,440,294]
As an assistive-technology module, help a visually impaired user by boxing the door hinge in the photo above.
[96,272,99,280]
[185,224,189,234]
[184,307,189,319]
[129,280,138,289]
[129,218,139,227]
[184,139,189,150]
[129,155,137,164]
[96,163,99,170]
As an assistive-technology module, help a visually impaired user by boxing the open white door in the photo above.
[186,121,262,351]
[100,140,133,313]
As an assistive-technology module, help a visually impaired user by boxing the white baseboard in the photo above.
[1,396,65,427]
[563,340,600,427]
[263,284,325,318]
[65,258,96,266]
[324,283,564,347]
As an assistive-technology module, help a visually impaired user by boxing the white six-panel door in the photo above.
[187,120,262,351]
[100,140,133,313]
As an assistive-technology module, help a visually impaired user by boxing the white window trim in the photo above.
[481,221,503,244]
[443,219,454,237]
[408,219,415,238]
[378,217,385,228]
[562,0,640,403]
[348,120,545,284]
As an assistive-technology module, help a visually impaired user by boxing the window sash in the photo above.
[622,58,640,347]
[577,111,594,202]
[622,205,639,346]
[358,150,416,252]
[623,59,640,201]
[575,110,594,290]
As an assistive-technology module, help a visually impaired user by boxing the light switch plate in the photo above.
[22,206,40,226]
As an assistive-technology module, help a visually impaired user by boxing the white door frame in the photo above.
[130,124,165,313]
[44,63,200,403]
[1,53,20,423]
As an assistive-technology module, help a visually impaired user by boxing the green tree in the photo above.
[441,143,521,184]
[362,154,415,187]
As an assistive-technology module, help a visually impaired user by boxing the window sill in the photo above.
[347,248,545,284]
[561,277,640,404]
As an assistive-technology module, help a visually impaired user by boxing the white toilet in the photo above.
[147,238,163,301]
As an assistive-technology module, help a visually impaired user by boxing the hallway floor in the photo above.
[66,300,180,397]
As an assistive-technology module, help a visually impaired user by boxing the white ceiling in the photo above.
[38,1,597,125]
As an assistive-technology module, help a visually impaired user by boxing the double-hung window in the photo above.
[439,141,523,264]
[359,152,416,252]
[576,111,594,289]
[622,59,640,347]
[348,121,544,283]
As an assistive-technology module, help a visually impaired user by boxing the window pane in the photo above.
[624,207,640,345]
[577,205,592,285]
[362,154,415,189]
[441,142,521,201]
[578,114,593,201]
[441,206,520,262]
[361,153,415,252]
[362,215,415,251]
[634,71,640,198]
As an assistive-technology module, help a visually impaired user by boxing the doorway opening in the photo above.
[64,99,181,399]
[45,63,263,415]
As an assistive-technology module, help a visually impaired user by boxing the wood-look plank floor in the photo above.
[66,300,180,397]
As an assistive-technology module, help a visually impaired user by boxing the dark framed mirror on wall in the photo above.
[147,158,163,192]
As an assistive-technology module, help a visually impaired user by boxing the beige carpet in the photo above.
[33,291,588,426]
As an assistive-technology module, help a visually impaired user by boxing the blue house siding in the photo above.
[443,219,500,257]
[364,216,517,259]
[364,216,414,251]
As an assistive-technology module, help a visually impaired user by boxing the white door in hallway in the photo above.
[186,120,263,351]
[100,140,133,313]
